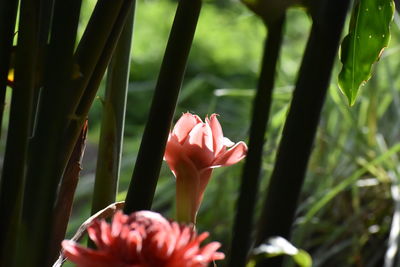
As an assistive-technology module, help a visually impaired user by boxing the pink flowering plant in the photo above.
[2,0,350,264]
[62,211,224,267]
[59,113,247,267]
[164,113,248,223]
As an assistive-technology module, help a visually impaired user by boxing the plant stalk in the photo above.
[0,0,39,265]
[123,0,202,213]
[91,4,135,214]
[0,0,19,137]
[255,0,350,266]
[19,0,82,266]
[228,15,285,267]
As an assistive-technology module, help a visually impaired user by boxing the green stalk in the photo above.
[25,6,138,241]
[0,0,39,266]
[70,0,125,113]
[91,5,135,214]
[75,0,135,118]
[20,0,138,262]
[57,0,136,192]
[19,0,82,266]
[123,0,202,214]
[254,1,350,266]
[0,0,19,137]
[30,0,55,133]
[228,15,285,267]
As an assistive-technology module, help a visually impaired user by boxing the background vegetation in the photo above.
[3,0,399,266]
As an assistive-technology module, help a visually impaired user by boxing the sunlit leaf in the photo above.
[338,0,394,105]
[247,236,312,267]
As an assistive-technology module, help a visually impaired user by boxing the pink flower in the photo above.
[164,113,247,223]
[62,210,225,267]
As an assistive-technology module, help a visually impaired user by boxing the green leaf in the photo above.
[247,236,312,267]
[338,0,394,106]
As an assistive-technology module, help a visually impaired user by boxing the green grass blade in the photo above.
[303,143,400,225]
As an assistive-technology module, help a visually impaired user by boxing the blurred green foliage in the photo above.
[61,0,400,266]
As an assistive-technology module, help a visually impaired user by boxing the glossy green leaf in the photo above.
[247,236,312,267]
[338,0,394,105]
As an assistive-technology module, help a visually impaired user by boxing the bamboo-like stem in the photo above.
[70,0,125,114]
[0,0,18,137]
[48,122,87,265]
[22,7,139,249]
[76,0,135,118]
[91,5,135,215]
[123,0,202,214]
[57,0,136,198]
[21,0,135,264]
[0,0,40,265]
[30,0,55,133]
[254,1,350,266]
[19,0,82,266]
[60,0,135,166]
[228,15,285,267]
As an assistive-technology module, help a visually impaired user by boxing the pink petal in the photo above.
[223,137,235,147]
[165,138,203,223]
[187,123,213,152]
[199,242,224,261]
[172,113,202,144]
[87,221,107,249]
[62,240,118,267]
[164,137,197,178]
[211,141,248,167]
[206,114,225,156]
[111,211,126,237]
[182,123,214,169]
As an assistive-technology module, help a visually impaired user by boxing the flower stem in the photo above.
[176,176,196,224]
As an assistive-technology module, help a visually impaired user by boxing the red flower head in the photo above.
[62,210,225,267]
[164,113,247,223]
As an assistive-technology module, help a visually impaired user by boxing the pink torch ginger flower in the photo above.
[62,210,225,267]
[164,113,247,223]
